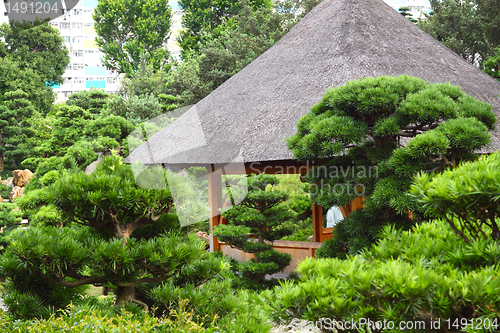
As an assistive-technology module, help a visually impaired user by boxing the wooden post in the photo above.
[312,204,322,242]
[208,165,223,252]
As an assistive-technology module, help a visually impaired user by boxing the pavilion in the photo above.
[126,0,500,271]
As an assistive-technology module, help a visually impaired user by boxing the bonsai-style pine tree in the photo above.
[214,174,293,284]
[286,75,496,258]
[3,155,225,308]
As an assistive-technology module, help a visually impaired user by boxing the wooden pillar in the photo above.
[208,165,223,252]
[312,204,323,242]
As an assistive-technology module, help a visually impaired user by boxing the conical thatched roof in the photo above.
[126,0,500,167]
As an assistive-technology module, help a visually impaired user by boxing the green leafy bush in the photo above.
[0,184,11,199]
[66,89,109,114]
[2,155,227,313]
[105,94,164,125]
[149,277,272,333]
[0,299,216,332]
[411,151,500,244]
[271,221,500,331]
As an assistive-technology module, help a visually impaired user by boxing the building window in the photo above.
[73,9,82,15]
[60,23,70,29]
[73,64,84,70]
[73,50,83,57]
[62,36,71,42]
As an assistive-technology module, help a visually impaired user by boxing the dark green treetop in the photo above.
[418,0,500,66]
[178,0,271,55]
[0,90,36,169]
[93,0,172,77]
[66,89,109,115]
[398,6,417,23]
[0,19,70,84]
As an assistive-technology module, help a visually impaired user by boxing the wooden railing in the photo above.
[218,240,323,274]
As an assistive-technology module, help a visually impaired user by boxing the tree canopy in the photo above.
[418,0,500,65]
[0,19,69,84]
[178,0,271,55]
[93,0,172,77]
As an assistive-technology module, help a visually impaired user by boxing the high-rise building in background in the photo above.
[1,0,430,100]
[1,0,183,101]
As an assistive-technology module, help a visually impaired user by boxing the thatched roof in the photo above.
[126,0,500,167]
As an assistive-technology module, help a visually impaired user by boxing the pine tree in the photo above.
[287,75,496,258]
[214,174,293,284]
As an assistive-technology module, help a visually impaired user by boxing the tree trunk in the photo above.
[115,285,136,306]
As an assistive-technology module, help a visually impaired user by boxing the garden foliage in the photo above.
[287,75,496,258]
[412,151,500,244]
[271,221,500,332]
[214,174,293,284]
[2,155,228,312]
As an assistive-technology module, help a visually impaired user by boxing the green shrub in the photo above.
[148,277,271,332]
[105,94,163,125]
[0,184,11,199]
[0,203,22,253]
[214,174,293,284]
[271,221,500,331]
[0,299,215,332]
[411,151,500,244]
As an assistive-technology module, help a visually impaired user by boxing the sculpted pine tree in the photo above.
[3,155,224,306]
[287,75,496,258]
[214,174,292,283]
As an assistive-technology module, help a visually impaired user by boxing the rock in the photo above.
[85,153,106,175]
[12,169,34,187]
[9,186,24,202]
[195,231,210,243]
[2,177,13,188]
[196,231,209,242]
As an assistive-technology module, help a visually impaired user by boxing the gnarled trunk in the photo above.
[115,285,136,307]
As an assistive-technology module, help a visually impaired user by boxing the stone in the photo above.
[9,186,24,202]
[195,231,210,244]
[3,177,13,188]
[12,169,34,187]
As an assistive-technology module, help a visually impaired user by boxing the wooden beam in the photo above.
[312,204,323,242]
[208,165,223,252]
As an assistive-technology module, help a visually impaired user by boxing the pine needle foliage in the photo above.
[287,75,496,258]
